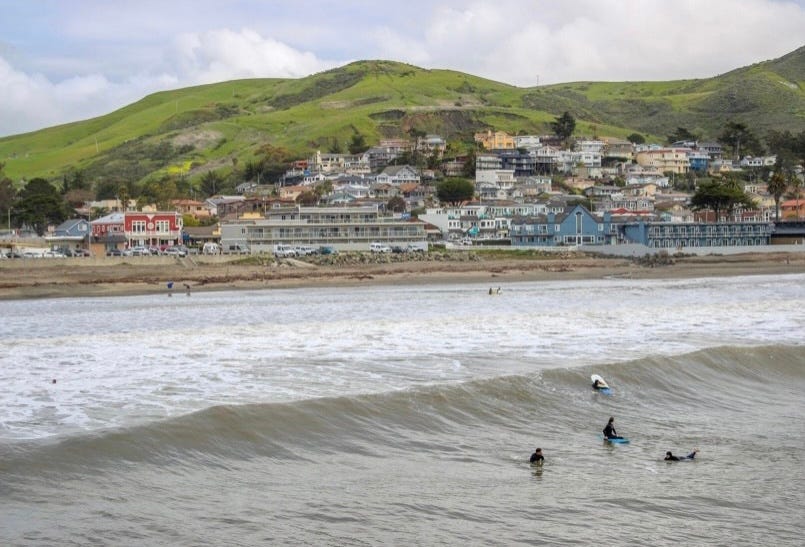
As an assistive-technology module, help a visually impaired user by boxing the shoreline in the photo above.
[1,251,804,300]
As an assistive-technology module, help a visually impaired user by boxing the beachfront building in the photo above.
[220,205,427,252]
[619,220,773,249]
[45,218,91,252]
[509,204,618,247]
[124,211,184,249]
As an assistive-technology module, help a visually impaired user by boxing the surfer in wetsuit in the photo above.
[603,417,623,440]
[665,449,698,461]
[592,378,604,390]
[530,448,544,464]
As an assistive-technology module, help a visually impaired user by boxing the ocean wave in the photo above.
[1,345,802,477]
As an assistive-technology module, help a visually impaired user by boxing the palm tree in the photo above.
[767,171,788,222]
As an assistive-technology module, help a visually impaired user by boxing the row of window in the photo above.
[130,220,173,233]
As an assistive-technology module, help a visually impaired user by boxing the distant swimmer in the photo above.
[665,449,698,461]
[603,417,623,440]
[529,447,544,464]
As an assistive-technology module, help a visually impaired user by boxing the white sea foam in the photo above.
[1,273,803,440]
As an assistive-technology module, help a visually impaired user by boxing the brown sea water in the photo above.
[1,275,803,545]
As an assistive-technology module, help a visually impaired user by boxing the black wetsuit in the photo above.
[530,453,544,464]
[603,423,621,440]
[665,452,696,461]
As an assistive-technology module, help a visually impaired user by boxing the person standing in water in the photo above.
[529,448,544,464]
[603,417,623,440]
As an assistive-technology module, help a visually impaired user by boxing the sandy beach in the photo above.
[1,250,804,300]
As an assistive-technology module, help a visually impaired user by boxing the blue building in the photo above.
[510,204,618,246]
[619,221,773,249]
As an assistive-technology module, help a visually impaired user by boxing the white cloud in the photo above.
[166,28,335,84]
[0,1,803,136]
[409,0,805,85]
[0,28,336,136]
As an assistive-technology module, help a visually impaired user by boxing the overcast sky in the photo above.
[1,0,803,137]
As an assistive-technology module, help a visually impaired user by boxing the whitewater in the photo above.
[1,273,803,545]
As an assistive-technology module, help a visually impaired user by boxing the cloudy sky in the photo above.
[1,0,803,137]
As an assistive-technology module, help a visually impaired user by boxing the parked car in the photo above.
[43,250,66,258]
[226,244,250,255]
[294,245,316,256]
[391,245,408,254]
[130,246,151,256]
[163,246,188,257]
[370,242,392,253]
[106,248,123,257]
[318,245,337,255]
[147,246,162,255]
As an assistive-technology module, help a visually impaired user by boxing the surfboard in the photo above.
[591,374,611,393]
[602,436,629,444]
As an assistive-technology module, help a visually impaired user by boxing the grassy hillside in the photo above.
[1,47,803,184]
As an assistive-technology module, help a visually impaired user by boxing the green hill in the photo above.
[1,47,803,184]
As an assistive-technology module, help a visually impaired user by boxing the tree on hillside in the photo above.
[436,178,475,205]
[117,184,131,212]
[0,163,15,229]
[387,196,407,213]
[296,190,318,206]
[251,144,295,184]
[626,133,645,145]
[328,138,343,154]
[348,133,369,155]
[550,111,576,144]
[14,178,68,235]
[200,170,224,197]
[719,121,763,160]
[766,129,805,170]
[461,149,477,179]
[690,178,754,222]
[667,127,698,145]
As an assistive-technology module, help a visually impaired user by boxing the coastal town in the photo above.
[2,115,805,259]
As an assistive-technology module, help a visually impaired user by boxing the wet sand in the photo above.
[1,251,803,300]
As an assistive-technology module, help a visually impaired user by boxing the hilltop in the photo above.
[0,46,803,183]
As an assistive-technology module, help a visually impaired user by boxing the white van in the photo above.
[273,244,297,257]
[202,242,221,255]
[370,242,391,253]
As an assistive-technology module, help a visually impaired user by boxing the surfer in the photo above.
[665,449,698,461]
[603,417,623,440]
[529,448,544,464]
[592,378,605,390]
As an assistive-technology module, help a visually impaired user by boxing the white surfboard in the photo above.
[590,374,609,389]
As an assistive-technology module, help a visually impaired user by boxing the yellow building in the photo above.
[635,148,690,174]
[473,130,516,150]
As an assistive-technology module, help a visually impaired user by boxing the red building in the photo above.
[124,211,183,248]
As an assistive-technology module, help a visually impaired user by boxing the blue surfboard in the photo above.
[602,436,629,444]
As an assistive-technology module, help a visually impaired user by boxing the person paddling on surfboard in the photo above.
[665,449,698,461]
[603,417,623,440]
[529,448,544,464]
[593,378,605,390]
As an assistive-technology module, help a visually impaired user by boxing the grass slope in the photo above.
[1,48,803,183]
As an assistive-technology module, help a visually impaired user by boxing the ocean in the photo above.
[1,274,803,546]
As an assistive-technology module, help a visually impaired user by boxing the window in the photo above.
[131,221,146,233]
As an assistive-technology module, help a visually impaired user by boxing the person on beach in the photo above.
[665,449,698,461]
[603,417,623,440]
[530,448,544,464]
